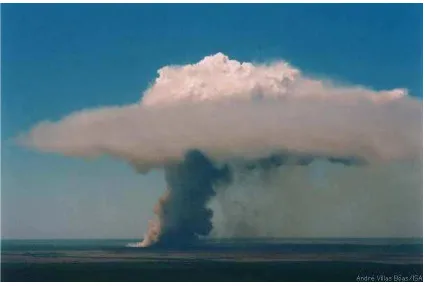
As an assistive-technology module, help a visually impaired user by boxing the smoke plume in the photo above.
[136,150,231,247]
[17,53,422,246]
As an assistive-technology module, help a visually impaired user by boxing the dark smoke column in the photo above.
[146,150,231,248]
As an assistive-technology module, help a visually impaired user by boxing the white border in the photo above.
[0,1,423,285]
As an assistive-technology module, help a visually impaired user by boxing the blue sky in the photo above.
[1,4,423,239]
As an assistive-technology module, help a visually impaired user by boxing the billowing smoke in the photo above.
[17,53,422,246]
[137,150,232,247]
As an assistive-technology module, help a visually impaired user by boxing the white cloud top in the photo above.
[142,52,407,106]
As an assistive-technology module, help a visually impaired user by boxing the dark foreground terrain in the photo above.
[1,238,422,282]
[2,260,423,282]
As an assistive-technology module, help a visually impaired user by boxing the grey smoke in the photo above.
[154,150,231,247]
[210,159,422,238]
[147,151,365,247]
